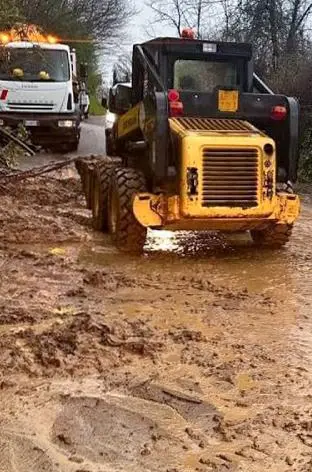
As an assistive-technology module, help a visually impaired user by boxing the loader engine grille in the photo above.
[202,147,259,207]
[170,117,261,134]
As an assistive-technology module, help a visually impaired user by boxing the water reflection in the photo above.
[79,229,295,297]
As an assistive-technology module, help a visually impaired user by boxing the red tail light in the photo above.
[271,105,287,121]
[168,89,180,102]
[0,89,8,100]
[168,89,183,117]
[169,101,184,117]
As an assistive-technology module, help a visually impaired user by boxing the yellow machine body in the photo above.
[133,117,300,231]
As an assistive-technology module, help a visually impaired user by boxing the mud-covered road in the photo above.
[0,119,312,472]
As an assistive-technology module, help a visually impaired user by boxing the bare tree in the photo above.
[221,0,312,72]
[286,0,312,53]
[146,0,220,38]
[112,52,132,83]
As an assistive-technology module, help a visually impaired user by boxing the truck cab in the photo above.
[0,34,80,152]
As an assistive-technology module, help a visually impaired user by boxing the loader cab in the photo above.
[167,45,252,117]
[132,38,253,117]
[130,37,299,185]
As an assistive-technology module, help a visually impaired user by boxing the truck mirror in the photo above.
[101,97,107,108]
[115,84,132,113]
[107,85,131,114]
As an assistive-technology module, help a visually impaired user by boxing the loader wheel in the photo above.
[105,129,115,156]
[108,167,147,252]
[76,160,94,210]
[85,165,95,210]
[251,224,293,248]
[92,161,117,230]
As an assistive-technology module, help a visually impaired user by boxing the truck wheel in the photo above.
[67,140,79,152]
[108,167,147,252]
[251,224,293,248]
[92,161,117,230]
[66,132,80,152]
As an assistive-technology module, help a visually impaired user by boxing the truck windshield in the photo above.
[174,59,239,92]
[0,47,70,82]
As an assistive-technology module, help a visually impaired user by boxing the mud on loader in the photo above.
[77,35,300,252]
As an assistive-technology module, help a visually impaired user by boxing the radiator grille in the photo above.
[170,117,260,134]
[202,147,259,207]
[7,103,54,111]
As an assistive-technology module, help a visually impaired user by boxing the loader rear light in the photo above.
[168,89,184,117]
[168,89,180,102]
[271,105,287,121]
[0,89,8,100]
[169,101,184,117]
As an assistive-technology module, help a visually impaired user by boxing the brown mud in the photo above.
[0,168,312,472]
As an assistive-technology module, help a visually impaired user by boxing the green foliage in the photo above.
[87,71,102,95]
[298,114,312,182]
[0,0,22,29]
[89,95,105,116]
[0,124,29,169]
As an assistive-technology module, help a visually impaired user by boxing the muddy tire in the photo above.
[66,139,79,153]
[85,164,96,210]
[76,160,94,210]
[105,129,115,156]
[108,167,147,252]
[251,224,293,248]
[92,161,117,231]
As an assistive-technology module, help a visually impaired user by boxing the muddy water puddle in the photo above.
[79,229,301,295]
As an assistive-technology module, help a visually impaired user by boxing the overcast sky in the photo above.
[101,0,175,82]
[129,0,175,44]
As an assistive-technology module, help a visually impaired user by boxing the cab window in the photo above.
[174,59,239,92]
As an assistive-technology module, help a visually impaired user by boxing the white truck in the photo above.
[0,30,81,152]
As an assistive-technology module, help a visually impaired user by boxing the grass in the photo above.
[89,95,106,116]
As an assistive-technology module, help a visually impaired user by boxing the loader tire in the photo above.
[76,160,94,210]
[105,128,115,156]
[108,167,147,252]
[251,223,293,248]
[85,164,96,210]
[92,160,117,231]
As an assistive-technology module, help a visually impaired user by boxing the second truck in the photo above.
[78,31,300,252]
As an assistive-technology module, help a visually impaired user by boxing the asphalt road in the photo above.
[18,115,106,170]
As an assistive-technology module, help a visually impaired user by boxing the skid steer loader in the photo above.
[79,33,300,252]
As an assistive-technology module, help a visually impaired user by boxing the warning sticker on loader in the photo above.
[117,104,140,137]
[218,90,239,112]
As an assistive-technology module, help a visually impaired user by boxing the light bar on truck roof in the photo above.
[0,26,59,44]
[47,35,58,44]
[0,34,9,44]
